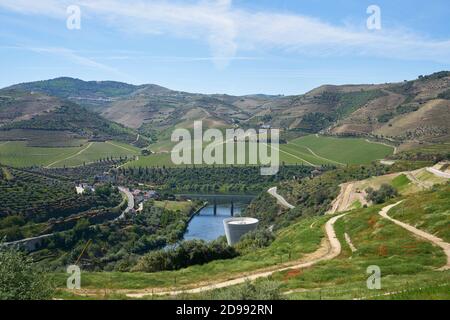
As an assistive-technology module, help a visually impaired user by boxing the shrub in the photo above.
[132,238,238,272]
[0,245,54,300]
[365,184,399,204]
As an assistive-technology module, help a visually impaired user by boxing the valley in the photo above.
[0,72,449,301]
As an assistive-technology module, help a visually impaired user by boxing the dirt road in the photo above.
[378,201,450,270]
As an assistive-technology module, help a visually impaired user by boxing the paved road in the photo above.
[117,187,134,220]
[267,186,295,209]
[378,201,450,270]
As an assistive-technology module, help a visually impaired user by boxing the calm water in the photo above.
[180,194,255,242]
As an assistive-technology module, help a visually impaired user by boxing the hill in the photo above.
[4,71,450,151]
[0,89,63,126]
[0,91,147,148]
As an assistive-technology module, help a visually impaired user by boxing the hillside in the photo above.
[7,77,142,109]
[6,72,450,152]
[0,99,145,147]
[0,89,63,126]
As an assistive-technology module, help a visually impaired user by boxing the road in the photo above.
[327,183,355,214]
[378,201,450,270]
[267,187,295,209]
[426,167,450,179]
[117,187,134,220]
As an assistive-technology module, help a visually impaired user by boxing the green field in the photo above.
[0,141,140,168]
[125,135,394,168]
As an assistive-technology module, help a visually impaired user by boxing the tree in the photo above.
[365,184,398,204]
[0,245,54,300]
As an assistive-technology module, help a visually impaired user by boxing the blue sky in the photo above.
[0,0,449,95]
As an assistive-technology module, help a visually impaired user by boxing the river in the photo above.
[179,194,255,242]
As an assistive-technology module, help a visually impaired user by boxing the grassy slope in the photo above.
[389,184,450,242]
[281,201,448,299]
[0,141,139,168]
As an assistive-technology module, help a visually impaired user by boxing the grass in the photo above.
[391,174,411,192]
[389,184,450,242]
[0,141,140,168]
[124,135,394,168]
[288,135,394,165]
[153,200,195,213]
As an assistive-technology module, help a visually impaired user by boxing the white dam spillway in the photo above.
[223,217,259,245]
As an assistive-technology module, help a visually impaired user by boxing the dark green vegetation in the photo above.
[33,200,201,271]
[133,229,275,273]
[0,166,122,241]
[313,89,386,119]
[50,183,449,300]
[365,184,399,204]
[133,238,238,272]
[0,245,54,300]
[117,165,320,193]
[1,73,449,299]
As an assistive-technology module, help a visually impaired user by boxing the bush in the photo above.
[235,229,275,255]
[132,238,238,272]
[365,184,399,204]
[0,245,54,300]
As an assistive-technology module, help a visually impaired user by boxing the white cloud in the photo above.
[3,45,127,76]
[1,0,449,65]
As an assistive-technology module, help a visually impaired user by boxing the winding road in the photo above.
[116,187,134,220]
[267,187,295,209]
[378,201,450,270]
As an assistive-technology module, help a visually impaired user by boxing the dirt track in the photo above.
[378,201,450,271]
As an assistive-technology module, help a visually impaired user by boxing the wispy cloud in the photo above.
[2,44,127,76]
[1,0,449,66]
